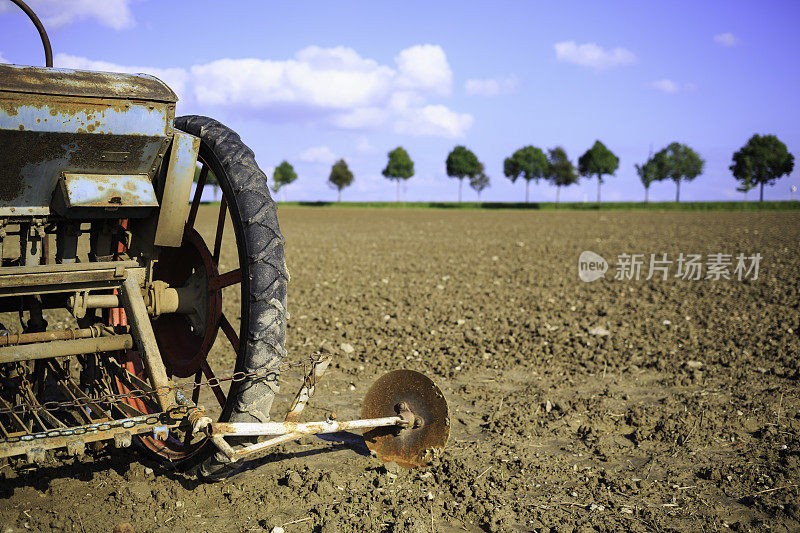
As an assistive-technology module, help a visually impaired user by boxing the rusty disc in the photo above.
[361,369,449,468]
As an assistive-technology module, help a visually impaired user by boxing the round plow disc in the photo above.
[361,369,449,468]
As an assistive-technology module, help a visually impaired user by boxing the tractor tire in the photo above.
[174,115,288,479]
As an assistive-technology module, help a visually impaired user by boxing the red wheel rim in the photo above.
[151,229,222,378]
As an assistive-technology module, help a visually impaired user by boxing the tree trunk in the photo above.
[525,180,530,203]
[760,181,764,202]
[644,186,649,204]
[458,179,462,203]
[597,174,601,203]
[337,189,341,202]
[675,180,680,203]
[556,186,560,204]
[396,180,400,203]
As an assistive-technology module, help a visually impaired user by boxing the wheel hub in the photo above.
[151,229,222,378]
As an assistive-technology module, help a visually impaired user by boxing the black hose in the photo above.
[8,0,53,67]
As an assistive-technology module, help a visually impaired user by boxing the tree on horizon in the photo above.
[446,146,483,203]
[271,160,297,201]
[546,146,578,204]
[731,134,794,202]
[469,172,490,201]
[653,142,704,202]
[328,158,354,202]
[634,152,658,203]
[503,145,548,203]
[382,146,415,202]
[578,140,619,203]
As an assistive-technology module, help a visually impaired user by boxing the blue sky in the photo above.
[1,0,798,202]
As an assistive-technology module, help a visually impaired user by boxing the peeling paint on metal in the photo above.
[61,173,158,208]
[0,64,177,103]
[0,64,176,214]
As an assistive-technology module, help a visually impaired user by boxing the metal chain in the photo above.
[0,354,326,416]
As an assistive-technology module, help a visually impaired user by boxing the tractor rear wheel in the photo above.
[115,116,288,478]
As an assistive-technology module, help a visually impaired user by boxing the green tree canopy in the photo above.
[634,154,658,203]
[578,140,619,203]
[446,145,483,202]
[546,146,578,204]
[503,145,547,203]
[382,146,415,202]
[271,160,297,195]
[730,134,794,202]
[328,158,354,202]
[469,172,490,200]
[654,142,705,202]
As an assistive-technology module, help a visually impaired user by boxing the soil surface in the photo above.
[1,206,799,533]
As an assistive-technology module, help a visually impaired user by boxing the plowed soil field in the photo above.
[2,206,799,533]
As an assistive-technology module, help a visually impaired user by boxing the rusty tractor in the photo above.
[0,0,448,479]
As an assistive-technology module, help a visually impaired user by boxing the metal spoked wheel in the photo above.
[112,116,288,474]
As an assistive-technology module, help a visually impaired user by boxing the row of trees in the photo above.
[270,134,795,203]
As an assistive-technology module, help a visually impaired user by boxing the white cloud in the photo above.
[554,41,636,69]
[298,146,337,165]
[53,44,473,138]
[191,48,395,110]
[650,79,679,93]
[0,52,7,64]
[649,79,696,94]
[0,0,137,30]
[387,91,426,112]
[394,44,452,96]
[55,53,189,99]
[394,105,474,138]
[464,75,519,96]
[329,107,389,130]
[714,32,739,46]
[356,136,374,153]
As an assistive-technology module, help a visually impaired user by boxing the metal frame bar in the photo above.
[209,416,405,463]
[119,275,173,411]
[0,260,141,290]
[211,417,403,438]
[285,355,332,423]
[0,335,133,363]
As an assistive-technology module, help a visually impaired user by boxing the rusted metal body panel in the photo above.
[0,64,177,102]
[53,172,158,217]
[0,64,175,217]
[154,131,200,246]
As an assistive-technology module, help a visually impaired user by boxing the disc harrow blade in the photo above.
[361,369,449,468]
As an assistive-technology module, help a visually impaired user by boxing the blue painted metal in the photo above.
[61,173,158,208]
[0,64,176,216]
[4,100,170,137]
